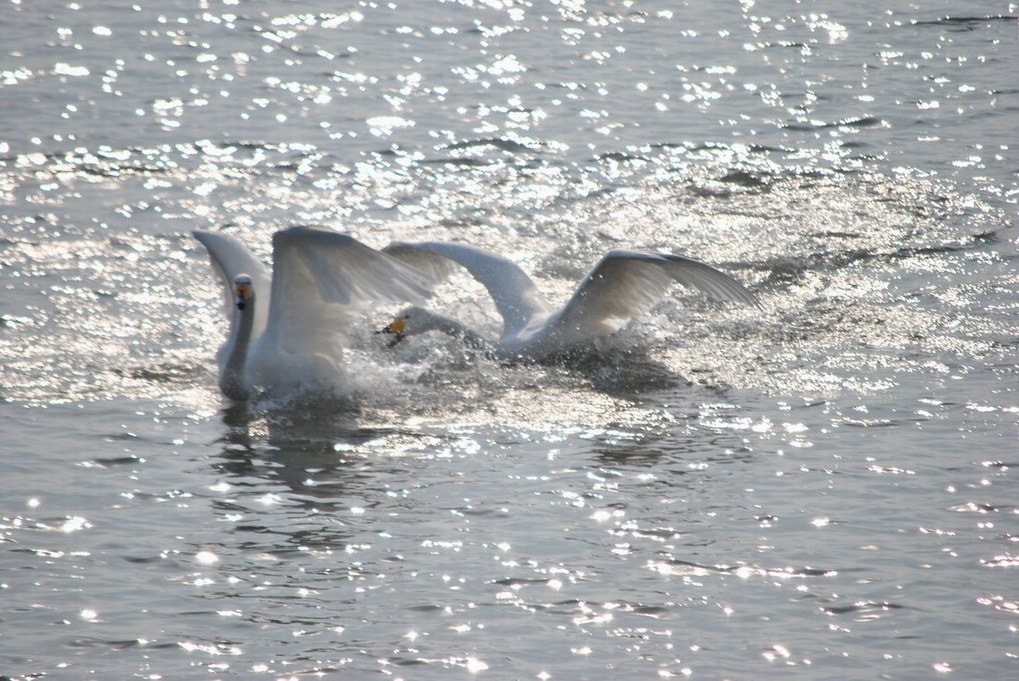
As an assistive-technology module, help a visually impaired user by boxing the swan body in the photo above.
[194,226,433,400]
[380,241,759,358]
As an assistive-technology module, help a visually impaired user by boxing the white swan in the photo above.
[193,226,433,400]
[378,242,760,358]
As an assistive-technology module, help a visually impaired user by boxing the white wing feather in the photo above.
[192,229,272,338]
[381,242,464,284]
[266,227,434,353]
[384,241,550,336]
[552,249,758,343]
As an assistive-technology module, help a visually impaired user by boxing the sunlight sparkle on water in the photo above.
[1,1,1016,678]
[195,550,219,565]
[61,516,90,533]
[465,657,489,673]
[179,641,242,656]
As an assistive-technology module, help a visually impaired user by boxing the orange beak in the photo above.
[376,316,406,347]
[384,317,405,335]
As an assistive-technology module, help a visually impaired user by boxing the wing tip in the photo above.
[192,229,232,252]
[723,282,762,309]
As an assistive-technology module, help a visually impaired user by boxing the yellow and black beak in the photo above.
[375,315,406,348]
[234,281,252,311]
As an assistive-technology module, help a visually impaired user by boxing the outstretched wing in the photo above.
[192,229,272,337]
[383,241,550,337]
[551,249,759,343]
[266,226,434,353]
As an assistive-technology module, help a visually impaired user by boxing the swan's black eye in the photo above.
[236,301,247,311]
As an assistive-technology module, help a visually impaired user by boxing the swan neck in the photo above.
[420,309,491,350]
[220,301,256,400]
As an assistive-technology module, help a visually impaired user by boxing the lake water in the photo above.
[1,1,1017,678]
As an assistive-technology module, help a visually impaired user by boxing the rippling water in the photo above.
[2,1,1017,679]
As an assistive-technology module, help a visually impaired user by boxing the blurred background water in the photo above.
[1,1,1017,679]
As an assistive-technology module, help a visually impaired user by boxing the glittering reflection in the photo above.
[1,142,1013,681]
[1,0,1017,676]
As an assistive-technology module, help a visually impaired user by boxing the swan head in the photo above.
[233,274,254,311]
[376,309,410,347]
[376,306,450,347]
[376,306,488,352]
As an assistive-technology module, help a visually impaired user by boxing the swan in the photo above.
[377,241,759,358]
[193,226,433,400]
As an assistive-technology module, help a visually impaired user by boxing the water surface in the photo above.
[1,1,1017,679]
